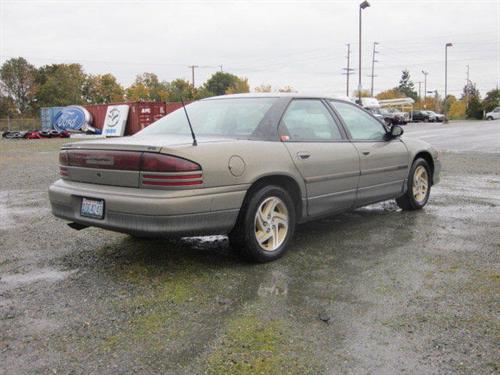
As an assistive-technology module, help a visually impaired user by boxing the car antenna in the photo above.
[180,96,197,146]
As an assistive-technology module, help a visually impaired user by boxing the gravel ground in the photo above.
[0,120,499,374]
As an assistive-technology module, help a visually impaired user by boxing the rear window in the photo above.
[137,98,277,138]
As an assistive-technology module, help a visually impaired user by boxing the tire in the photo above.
[228,185,296,263]
[396,158,432,211]
[423,118,429,123]
[486,116,493,121]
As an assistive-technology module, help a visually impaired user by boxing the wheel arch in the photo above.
[240,174,305,222]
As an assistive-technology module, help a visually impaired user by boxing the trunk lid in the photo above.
[59,135,231,188]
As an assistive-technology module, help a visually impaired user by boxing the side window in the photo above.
[330,101,387,141]
[280,99,342,141]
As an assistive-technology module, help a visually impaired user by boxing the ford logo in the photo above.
[54,106,92,132]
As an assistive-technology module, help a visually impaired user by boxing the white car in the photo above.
[485,107,500,120]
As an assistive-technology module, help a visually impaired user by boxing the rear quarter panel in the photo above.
[165,140,306,197]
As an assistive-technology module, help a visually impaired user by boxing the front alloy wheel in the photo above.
[396,158,431,210]
[412,165,429,205]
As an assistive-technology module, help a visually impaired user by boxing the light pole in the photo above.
[444,43,453,122]
[358,0,370,104]
[421,70,428,109]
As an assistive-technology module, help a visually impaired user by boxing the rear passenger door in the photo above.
[329,100,409,206]
[279,99,360,217]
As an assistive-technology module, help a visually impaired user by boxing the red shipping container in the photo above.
[84,101,182,136]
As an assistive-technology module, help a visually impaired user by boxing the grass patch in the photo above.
[204,314,320,375]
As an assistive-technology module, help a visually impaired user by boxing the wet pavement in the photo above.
[0,120,499,374]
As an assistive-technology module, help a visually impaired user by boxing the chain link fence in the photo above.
[0,118,40,132]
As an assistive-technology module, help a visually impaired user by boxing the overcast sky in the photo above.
[0,0,498,98]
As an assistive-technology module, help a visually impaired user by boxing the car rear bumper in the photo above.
[49,179,248,237]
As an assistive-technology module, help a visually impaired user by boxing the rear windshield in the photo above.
[137,98,277,138]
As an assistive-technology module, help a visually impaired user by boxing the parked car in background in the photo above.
[485,107,500,120]
[366,107,387,124]
[411,110,432,122]
[382,108,409,125]
[426,111,444,122]
[49,94,440,263]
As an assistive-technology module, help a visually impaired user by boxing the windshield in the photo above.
[137,98,277,138]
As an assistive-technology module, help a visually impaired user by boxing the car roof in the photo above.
[202,92,353,102]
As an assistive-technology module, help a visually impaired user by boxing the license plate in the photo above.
[80,198,104,219]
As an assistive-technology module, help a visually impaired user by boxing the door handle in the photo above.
[296,152,311,160]
[362,151,370,156]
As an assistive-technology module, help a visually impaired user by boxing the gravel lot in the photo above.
[1,120,499,374]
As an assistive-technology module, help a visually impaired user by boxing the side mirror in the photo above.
[390,125,404,138]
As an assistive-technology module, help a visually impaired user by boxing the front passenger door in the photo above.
[329,100,409,206]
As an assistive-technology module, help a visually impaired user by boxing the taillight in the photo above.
[60,150,203,187]
[59,151,68,166]
[141,153,201,172]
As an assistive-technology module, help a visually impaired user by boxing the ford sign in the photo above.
[54,106,93,132]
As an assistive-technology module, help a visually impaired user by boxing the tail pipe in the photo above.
[67,222,89,231]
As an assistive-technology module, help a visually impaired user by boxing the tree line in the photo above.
[0,57,253,117]
[1,57,498,120]
[371,69,499,120]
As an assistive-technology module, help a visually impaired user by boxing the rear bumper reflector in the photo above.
[142,180,203,186]
[142,174,202,180]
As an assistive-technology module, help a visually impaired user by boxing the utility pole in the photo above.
[188,65,199,87]
[417,81,422,109]
[421,70,428,109]
[342,43,354,97]
[369,42,379,96]
[444,43,453,122]
[218,64,223,72]
[465,64,471,109]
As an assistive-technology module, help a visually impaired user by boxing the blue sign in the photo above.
[54,106,87,132]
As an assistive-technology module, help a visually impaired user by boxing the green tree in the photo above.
[83,73,124,104]
[166,79,196,101]
[35,63,87,107]
[482,88,500,112]
[397,69,418,101]
[126,73,169,101]
[203,72,240,96]
[463,84,483,119]
[0,57,37,115]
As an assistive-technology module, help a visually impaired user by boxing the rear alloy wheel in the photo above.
[229,185,295,262]
[396,158,431,210]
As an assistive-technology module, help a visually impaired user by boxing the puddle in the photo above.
[0,268,77,288]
